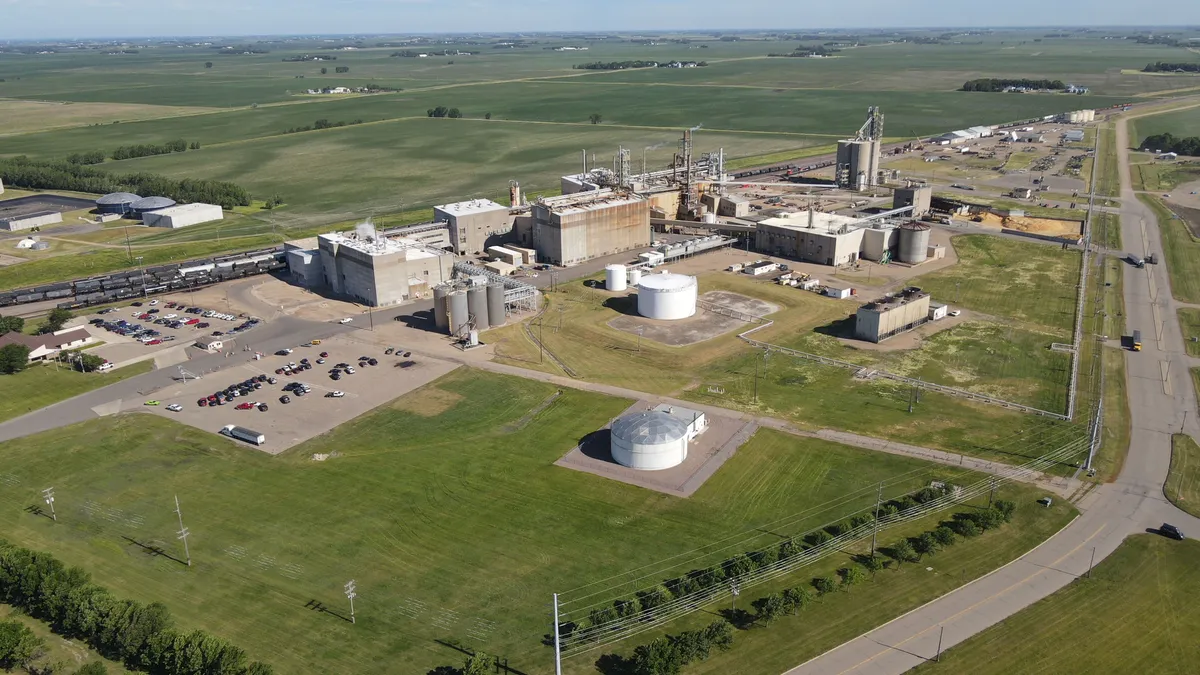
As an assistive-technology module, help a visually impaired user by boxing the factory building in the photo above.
[315,223,453,307]
[756,211,867,266]
[716,195,751,218]
[531,189,650,266]
[860,225,899,263]
[893,186,933,217]
[1,210,62,232]
[141,203,223,229]
[855,288,932,343]
[433,199,512,256]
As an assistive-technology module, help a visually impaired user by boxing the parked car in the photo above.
[326,391,345,398]
[144,400,160,406]
[277,348,293,356]
[166,404,183,412]
[338,317,353,324]
[1161,524,1185,540]
[258,404,269,412]
[235,402,256,410]
[320,352,329,358]
[344,367,356,374]
[197,399,208,407]
[280,395,291,404]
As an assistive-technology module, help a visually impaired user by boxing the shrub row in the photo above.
[0,157,251,209]
[960,78,1066,92]
[111,140,190,161]
[594,620,733,675]
[283,118,364,134]
[0,538,272,675]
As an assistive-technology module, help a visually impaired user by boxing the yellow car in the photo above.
[144,400,160,406]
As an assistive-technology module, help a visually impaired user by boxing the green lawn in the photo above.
[1166,434,1200,519]
[1130,161,1200,192]
[0,368,1015,675]
[1178,309,1200,357]
[1095,123,1120,199]
[914,535,1200,675]
[0,360,152,423]
[1131,105,1200,142]
[1141,194,1200,303]
[1093,212,1122,250]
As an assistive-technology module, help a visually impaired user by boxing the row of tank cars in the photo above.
[0,248,286,311]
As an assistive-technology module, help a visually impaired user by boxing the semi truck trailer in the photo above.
[222,424,266,445]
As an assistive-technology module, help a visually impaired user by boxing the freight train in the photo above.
[0,247,287,311]
[730,159,836,179]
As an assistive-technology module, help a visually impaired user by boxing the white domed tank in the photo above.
[605,264,628,292]
[610,410,689,470]
[637,272,697,320]
[627,267,642,286]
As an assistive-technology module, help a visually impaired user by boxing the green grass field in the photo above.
[0,360,152,423]
[1093,212,1122,250]
[1178,309,1200,357]
[1141,195,1200,303]
[1166,434,1200,519]
[0,368,1034,674]
[1131,105,1200,143]
[1095,124,1120,199]
[1129,160,1200,192]
[914,535,1200,675]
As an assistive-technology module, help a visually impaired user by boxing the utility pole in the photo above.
[42,487,56,522]
[730,579,740,613]
[552,593,563,675]
[1086,547,1096,578]
[636,326,643,352]
[344,580,357,624]
[988,477,998,507]
[136,256,147,298]
[539,318,544,364]
[935,626,944,662]
[174,495,191,567]
[870,482,883,556]
[753,357,759,402]
[123,221,133,261]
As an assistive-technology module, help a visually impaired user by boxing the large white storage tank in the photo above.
[605,264,628,291]
[610,410,689,470]
[637,272,697,320]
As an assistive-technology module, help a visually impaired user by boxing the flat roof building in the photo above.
[434,199,512,256]
[855,288,932,343]
[756,211,867,266]
[531,189,650,266]
[142,203,223,229]
[0,210,62,231]
[317,223,453,307]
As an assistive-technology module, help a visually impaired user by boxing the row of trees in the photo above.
[0,157,252,209]
[960,78,1067,92]
[767,45,840,57]
[111,139,193,161]
[573,61,659,70]
[594,620,733,675]
[67,150,107,165]
[427,106,463,118]
[283,118,364,134]
[564,484,959,645]
[1143,62,1200,73]
[0,538,273,675]
[1141,132,1200,156]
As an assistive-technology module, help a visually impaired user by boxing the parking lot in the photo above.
[131,335,459,454]
[77,298,263,366]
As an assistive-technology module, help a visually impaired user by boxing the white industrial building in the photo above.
[434,199,512,256]
[142,203,223,229]
[1,210,62,231]
[756,211,868,266]
[637,272,697,320]
[531,190,650,267]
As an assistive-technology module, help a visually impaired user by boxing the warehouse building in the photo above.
[1,210,62,231]
[855,287,932,343]
[142,203,223,229]
[434,199,512,256]
[315,223,454,307]
[531,189,650,266]
[756,211,867,266]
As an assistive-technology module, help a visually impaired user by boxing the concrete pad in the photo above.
[91,400,123,416]
[607,291,776,347]
[555,401,754,497]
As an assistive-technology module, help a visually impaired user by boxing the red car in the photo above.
[138,313,152,320]
[147,339,162,346]
[235,402,255,410]
[319,352,329,358]
[185,318,200,325]
[197,399,207,407]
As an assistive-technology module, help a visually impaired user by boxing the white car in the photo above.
[329,391,345,398]
[164,313,178,319]
[344,367,355,374]
[96,362,114,372]
[166,403,183,412]
[149,299,159,306]
[949,310,962,317]
[338,317,353,324]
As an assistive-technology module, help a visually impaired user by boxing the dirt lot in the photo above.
[130,335,458,454]
[977,213,1084,240]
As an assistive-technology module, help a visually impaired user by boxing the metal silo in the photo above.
[433,286,449,331]
[605,264,627,291]
[898,221,931,264]
[627,267,642,286]
[486,282,506,327]
[468,285,490,331]
[447,290,469,334]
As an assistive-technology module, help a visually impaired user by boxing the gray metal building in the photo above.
[531,190,650,266]
[892,186,933,217]
[855,288,931,343]
[316,228,453,307]
[433,200,512,256]
[1,210,63,231]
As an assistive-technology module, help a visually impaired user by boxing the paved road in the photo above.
[784,111,1200,675]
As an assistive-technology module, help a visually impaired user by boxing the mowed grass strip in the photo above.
[1141,194,1200,304]
[1166,434,1200,519]
[0,361,152,424]
[1178,309,1200,357]
[0,369,985,674]
[910,234,1080,336]
[913,535,1200,675]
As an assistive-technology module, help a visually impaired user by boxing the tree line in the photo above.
[0,157,252,209]
[1141,132,1200,156]
[558,483,961,648]
[960,78,1067,92]
[111,139,193,161]
[592,501,1017,675]
[573,61,659,70]
[0,538,273,675]
[767,45,840,57]
[427,106,462,118]
[1142,62,1200,73]
[284,118,365,134]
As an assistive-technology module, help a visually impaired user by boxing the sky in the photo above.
[1,0,1199,41]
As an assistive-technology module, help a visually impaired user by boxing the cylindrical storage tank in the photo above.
[467,285,490,331]
[447,290,469,335]
[637,272,697,321]
[627,267,642,286]
[702,212,717,224]
[486,282,506,327]
[610,410,689,471]
[433,286,449,331]
[95,192,141,215]
[898,222,932,264]
[131,196,176,217]
[605,264,627,292]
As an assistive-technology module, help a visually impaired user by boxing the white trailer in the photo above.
[222,424,266,445]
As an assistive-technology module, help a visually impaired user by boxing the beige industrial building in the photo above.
[434,199,512,256]
[531,190,650,266]
[142,203,223,229]
[315,226,453,307]
[1,210,62,231]
[855,288,932,343]
[893,186,933,217]
[756,211,867,266]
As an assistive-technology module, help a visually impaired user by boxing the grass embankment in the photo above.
[1095,124,1120,200]
[1166,434,1200,519]
[0,604,130,674]
[914,535,1200,674]
[1178,309,1200,357]
[1140,194,1200,303]
[1077,255,1130,482]
[0,361,152,424]
[1093,211,1122,250]
[0,368,1019,674]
